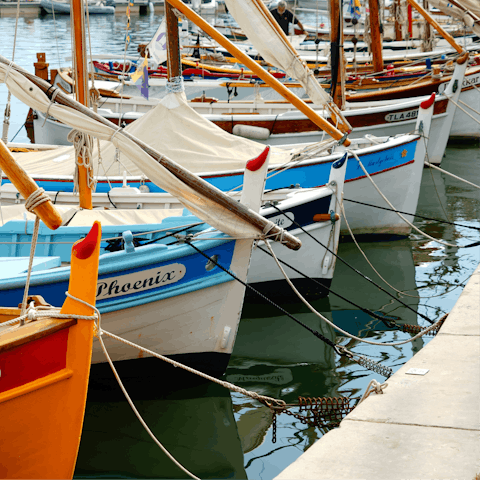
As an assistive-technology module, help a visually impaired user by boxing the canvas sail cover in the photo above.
[427,0,480,35]
[223,0,351,133]
[0,62,297,241]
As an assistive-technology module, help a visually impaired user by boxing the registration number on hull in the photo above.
[385,109,418,122]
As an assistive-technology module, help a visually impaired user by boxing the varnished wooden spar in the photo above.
[165,2,181,80]
[329,0,345,108]
[0,55,302,251]
[165,0,351,145]
[368,0,384,72]
[71,0,93,210]
[0,139,63,229]
[405,0,464,54]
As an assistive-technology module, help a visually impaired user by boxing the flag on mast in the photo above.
[131,55,149,99]
[147,17,167,65]
[350,0,361,21]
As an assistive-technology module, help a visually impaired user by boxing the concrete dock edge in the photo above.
[274,263,480,480]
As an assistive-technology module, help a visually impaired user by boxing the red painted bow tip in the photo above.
[420,93,435,110]
[247,146,270,172]
[73,221,100,260]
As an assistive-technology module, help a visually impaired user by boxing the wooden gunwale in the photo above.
[212,99,448,134]
[0,317,76,354]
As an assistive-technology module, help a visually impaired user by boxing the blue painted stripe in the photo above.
[1,139,418,194]
[0,238,236,311]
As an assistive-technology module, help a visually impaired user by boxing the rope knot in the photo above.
[262,220,286,243]
[26,301,37,322]
[42,88,61,127]
[67,129,96,192]
[25,188,50,213]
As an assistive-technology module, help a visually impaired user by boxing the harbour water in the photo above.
[0,10,479,480]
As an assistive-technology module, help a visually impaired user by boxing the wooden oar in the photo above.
[0,139,63,230]
[166,0,351,145]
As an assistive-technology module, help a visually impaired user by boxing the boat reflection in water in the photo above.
[227,297,342,475]
[331,239,420,333]
[74,380,247,479]
[74,234,431,479]
[227,236,424,477]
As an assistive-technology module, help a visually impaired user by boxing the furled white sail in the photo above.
[223,0,351,133]
[0,61,290,241]
[427,0,480,35]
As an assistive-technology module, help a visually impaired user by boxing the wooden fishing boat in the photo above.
[5,87,434,238]
[91,58,287,81]
[0,220,102,479]
[31,55,467,164]
[0,0,302,375]
[0,156,346,302]
[2,0,436,239]
[40,0,115,14]
[0,121,303,373]
[28,0,478,151]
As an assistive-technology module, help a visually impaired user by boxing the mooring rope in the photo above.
[19,189,51,316]
[343,198,480,232]
[339,198,420,299]
[349,149,480,249]
[357,379,388,404]
[424,161,480,191]
[443,92,480,126]
[263,241,444,348]
[268,204,435,324]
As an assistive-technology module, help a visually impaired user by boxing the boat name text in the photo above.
[97,263,186,300]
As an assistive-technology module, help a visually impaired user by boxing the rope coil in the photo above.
[67,129,96,192]
[24,188,50,212]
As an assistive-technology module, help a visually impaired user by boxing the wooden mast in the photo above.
[422,0,432,51]
[329,0,345,108]
[368,0,384,72]
[394,0,403,41]
[165,0,350,144]
[71,0,92,209]
[165,1,182,80]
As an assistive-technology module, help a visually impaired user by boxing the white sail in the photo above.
[223,0,351,133]
[0,62,287,241]
[427,0,480,35]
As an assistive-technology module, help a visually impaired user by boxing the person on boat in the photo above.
[269,0,305,36]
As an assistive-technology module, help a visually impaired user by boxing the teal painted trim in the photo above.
[0,236,232,290]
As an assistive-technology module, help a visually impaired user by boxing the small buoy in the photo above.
[233,124,270,140]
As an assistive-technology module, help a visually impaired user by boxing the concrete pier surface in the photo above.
[275,264,480,480]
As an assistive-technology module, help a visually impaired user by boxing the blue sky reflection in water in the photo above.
[0,11,479,480]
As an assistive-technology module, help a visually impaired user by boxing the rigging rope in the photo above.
[268,204,435,324]
[348,149,480,249]
[1,0,21,144]
[424,160,480,191]
[263,241,443,348]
